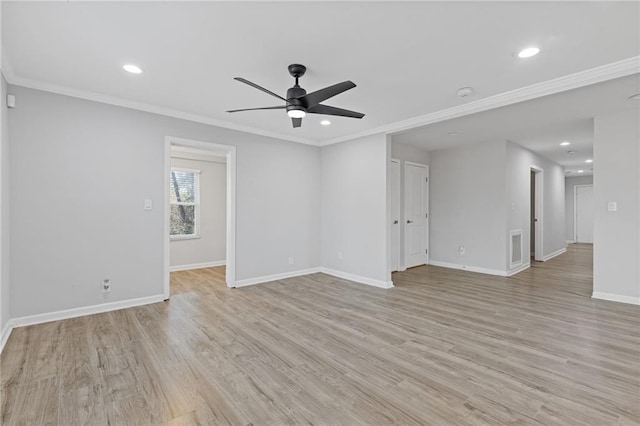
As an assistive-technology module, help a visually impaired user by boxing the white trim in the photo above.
[319,267,394,289]
[565,240,575,244]
[531,165,544,261]
[574,184,593,244]
[4,57,637,148]
[169,260,226,272]
[10,294,166,329]
[540,247,567,262]
[321,56,640,146]
[1,321,12,354]
[592,292,640,306]
[234,268,322,288]
[507,262,530,277]
[8,77,318,146]
[165,136,237,296]
[429,260,507,277]
[390,158,401,272]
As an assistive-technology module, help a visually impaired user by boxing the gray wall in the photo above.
[430,140,507,272]
[8,85,321,318]
[1,74,10,332]
[506,141,566,266]
[390,141,430,269]
[169,156,226,268]
[565,175,593,243]
[593,109,639,302]
[321,134,389,284]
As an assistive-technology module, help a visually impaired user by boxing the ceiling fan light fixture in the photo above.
[287,109,306,119]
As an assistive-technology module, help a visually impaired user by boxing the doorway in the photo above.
[404,162,429,268]
[530,166,544,261]
[575,185,594,243]
[164,137,237,298]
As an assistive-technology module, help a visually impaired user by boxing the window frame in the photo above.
[169,167,201,240]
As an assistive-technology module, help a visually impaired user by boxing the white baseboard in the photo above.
[592,292,640,305]
[541,247,566,262]
[1,321,12,354]
[319,267,394,289]
[565,240,575,244]
[507,262,531,277]
[429,260,507,277]
[10,294,167,329]
[234,268,322,288]
[170,260,225,272]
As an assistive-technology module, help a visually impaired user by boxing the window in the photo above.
[170,168,200,238]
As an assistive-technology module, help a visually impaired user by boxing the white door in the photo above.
[404,162,428,268]
[575,185,593,243]
[390,160,400,272]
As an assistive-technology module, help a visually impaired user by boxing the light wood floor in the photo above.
[2,244,639,425]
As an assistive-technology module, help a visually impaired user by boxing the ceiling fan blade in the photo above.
[292,117,302,128]
[234,77,292,105]
[307,104,365,119]
[226,106,286,113]
[298,81,356,108]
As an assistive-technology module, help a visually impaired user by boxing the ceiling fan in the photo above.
[227,64,364,128]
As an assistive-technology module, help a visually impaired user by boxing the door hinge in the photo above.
[425,212,428,219]
[425,248,428,254]
[425,177,429,183]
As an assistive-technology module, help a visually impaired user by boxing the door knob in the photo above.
[393,220,399,224]
[407,220,414,224]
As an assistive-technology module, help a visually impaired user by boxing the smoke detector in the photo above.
[457,87,474,98]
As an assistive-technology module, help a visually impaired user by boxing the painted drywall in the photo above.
[169,156,226,269]
[593,108,640,302]
[8,85,321,318]
[565,175,593,243]
[1,73,10,334]
[390,141,430,269]
[506,141,566,268]
[321,133,390,285]
[430,140,508,273]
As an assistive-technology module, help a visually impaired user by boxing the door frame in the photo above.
[164,136,237,298]
[390,158,401,272]
[530,165,544,261]
[574,184,593,243]
[404,161,429,268]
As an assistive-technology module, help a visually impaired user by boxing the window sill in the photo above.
[170,235,201,241]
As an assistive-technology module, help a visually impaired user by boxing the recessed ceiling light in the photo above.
[517,47,540,59]
[577,170,584,173]
[123,64,143,74]
[628,94,640,101]
[320,120,331,126]
[585,159,593,163]
[560,141,571,146]
[448,131,461,136]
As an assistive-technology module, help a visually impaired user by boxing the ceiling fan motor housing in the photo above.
[286,85,307,114]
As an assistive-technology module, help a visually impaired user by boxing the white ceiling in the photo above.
[2,1,639,144]
[392,74,640,176]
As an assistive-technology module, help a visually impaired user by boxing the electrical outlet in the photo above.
[288,257,294,265]
[102,279,111,293]
[459,245,465,255]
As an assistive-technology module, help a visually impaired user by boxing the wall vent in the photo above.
[510,230,523,269]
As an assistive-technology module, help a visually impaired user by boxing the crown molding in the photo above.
[4,56,638,147]
[5,75,320,146]
[321,56,640,146]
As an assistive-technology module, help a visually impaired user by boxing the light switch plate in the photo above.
[607,202,617,212]
[144,199,153,210]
